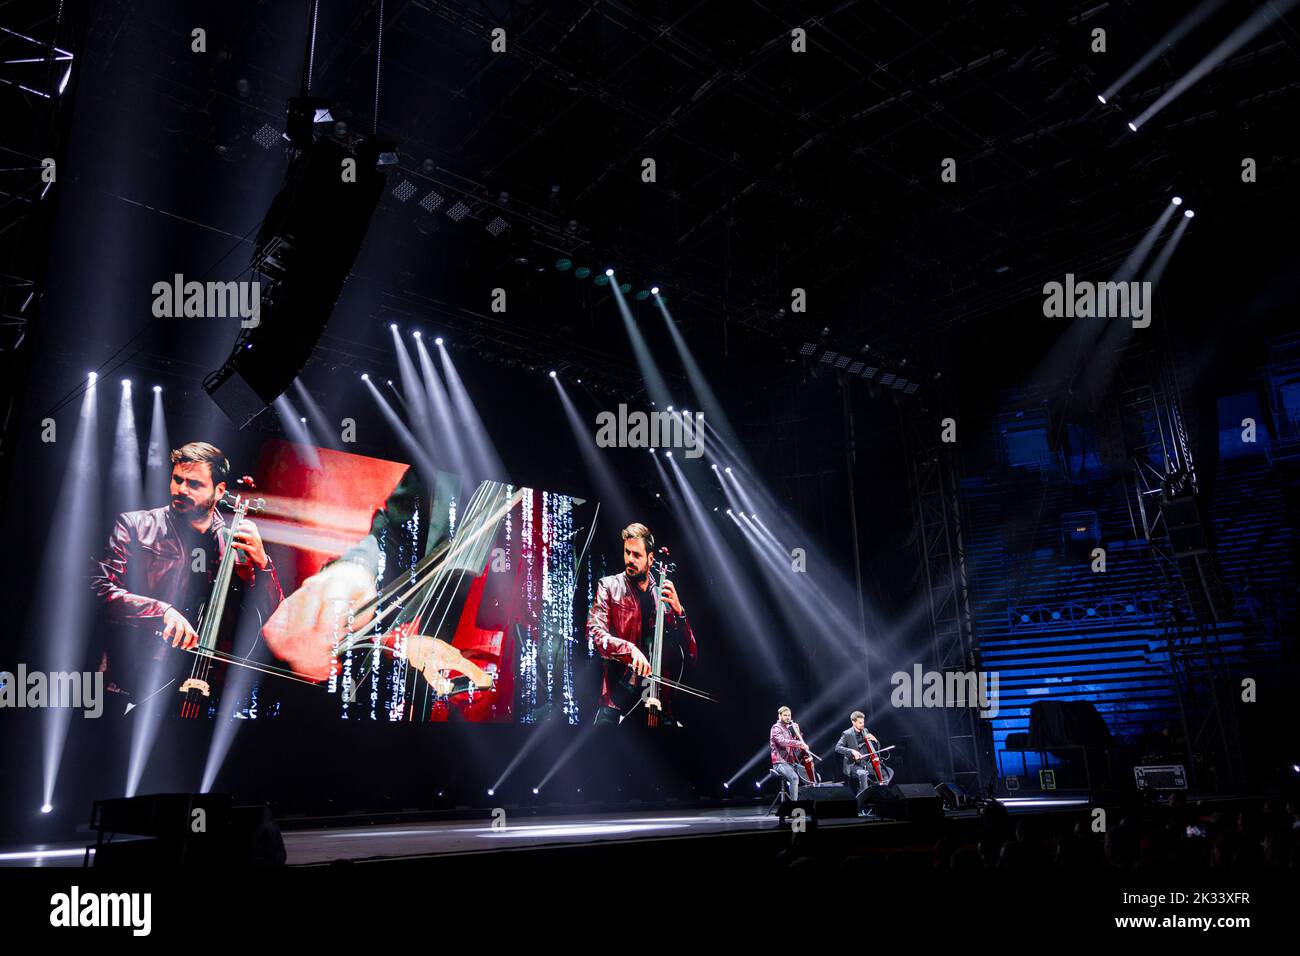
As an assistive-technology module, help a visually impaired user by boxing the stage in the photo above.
[0,794,1097,868]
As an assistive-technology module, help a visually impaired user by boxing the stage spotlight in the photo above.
[413,330,422,339]
[750,514,757,520]
[1127,121,1138,132]
[666,451,673,458]
[87,372,97,383]
[532,788,540,795]
[649,448,656,455]
[152,385,161,393]
[667,406,673,412]
[650,286,660,295]
[604,268,614,276]
[40,803,52,814]
[725,467,732,474]
[361,373,369,381]
[390,323,398,331]
[299,416,306,423]
[713,506,718,511]
[1171,196,1183,205]
[723,782,730,790]
[1097,94,1106,104]
[121,379,131,388]
[1184,209,1195,219]
[711,464,718,470]
[435,337,444,346]
[556,258,572,271]
[548,370,557,378]
[386,379,393,386]
[487,788,495,796]
[574,266,591,279]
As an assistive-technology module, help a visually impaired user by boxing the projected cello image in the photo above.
[93,439,596,725]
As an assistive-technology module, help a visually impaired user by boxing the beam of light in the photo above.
[362,376,438,480]
[553,379,639,522]
[1131,0,1299,130]
[1142,214,1191,286]
[491,721,561,794]
[720,462,757,515]
[1026,198,1181,397]
[728,509,864,671]
[1114,201,1179,282]
[1082,204,1188,391]
[414,337,472,481]
[40,379,101,812]
[661,456,784,677]
[1100,0,1227,100]
[200,608,267,794]
[654,297,741,452]
[291,378,334,450]
[390,324,439,461]
[610,281,672,408]
[272,395,323,470]
[110,379,142,515]
[533,721,600,793]
[123,644,175,798]
[699,418,892,668]
[436,340,506,481]
[144,387,170,507]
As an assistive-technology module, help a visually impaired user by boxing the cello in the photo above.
[861,733,895,786]
[791,721,819,784]
[178,485,264,718]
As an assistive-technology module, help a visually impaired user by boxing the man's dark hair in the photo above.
[621,522,655,552]
[171,441,229,486]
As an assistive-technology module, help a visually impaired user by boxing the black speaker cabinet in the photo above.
[862,783,944,822]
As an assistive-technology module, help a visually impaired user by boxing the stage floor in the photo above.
[0,795,1093,867]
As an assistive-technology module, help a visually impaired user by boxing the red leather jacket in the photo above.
[586,571,697,712]
[91,506,283,693]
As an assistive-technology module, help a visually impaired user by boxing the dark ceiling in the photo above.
[25,0,1300,405]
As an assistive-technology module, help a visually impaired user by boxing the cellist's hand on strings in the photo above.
[262,560,377,681]
[659,579,683,616]
[229,518,269,578]
[161,606,199,650]
[404,635,492,693]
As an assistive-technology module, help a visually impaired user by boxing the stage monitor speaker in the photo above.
[934,781,972,809]
[90,793,284,867]
[777,784,858,823]
[204,132,388,428]
[862,783,944,823]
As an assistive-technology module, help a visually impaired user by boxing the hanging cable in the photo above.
[306,0,319,93]
[373,0,384,134]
